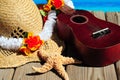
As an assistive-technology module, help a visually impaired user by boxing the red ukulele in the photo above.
[56,10,120,67]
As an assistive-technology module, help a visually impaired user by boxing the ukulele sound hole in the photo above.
[70,15,88,24]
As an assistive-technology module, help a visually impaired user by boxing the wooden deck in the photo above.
[0,11,120,80]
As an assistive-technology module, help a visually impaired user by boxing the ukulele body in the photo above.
[56,10,120,67]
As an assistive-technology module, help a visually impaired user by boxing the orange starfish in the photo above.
[32,47,81,80]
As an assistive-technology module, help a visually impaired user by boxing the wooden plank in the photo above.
[105,12,118,24]
[0,68,14,80]
[13,62,62,80]
[116,12,120,80]
[66,11,117,80]
[106,12,120,80]
[117,12,120,25]
[67,65,117,80]
[116,61,120,80]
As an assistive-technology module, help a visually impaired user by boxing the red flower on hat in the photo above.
[20,33,44,56]
[43,0,64,11]
[52,0,64,9]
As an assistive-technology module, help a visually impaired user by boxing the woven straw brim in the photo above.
[0,0,43,38]
[0,0,46,68]
[0,33,65,68]
[0,0,65,68]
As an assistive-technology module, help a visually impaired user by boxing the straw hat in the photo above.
[0,0,64,68]
[0,0,43,37]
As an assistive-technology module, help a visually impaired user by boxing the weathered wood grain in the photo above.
[13,62,62,80]
[106,12,120,80]
[116,61,120,80]
[105,12,118,24]
[67,65,117,80]
[0,68,14,80]
[116,12,120,80]
[66,11,117,80]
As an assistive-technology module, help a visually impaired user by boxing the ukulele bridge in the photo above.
[92,28,111,38]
